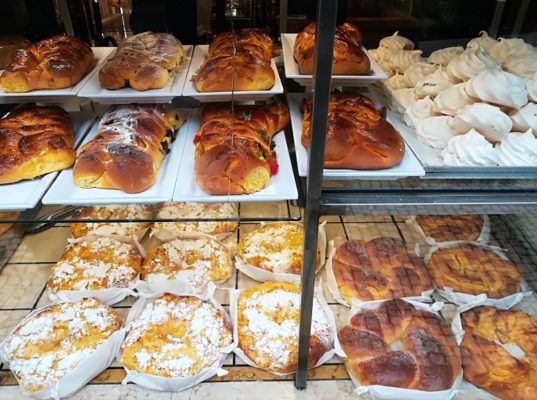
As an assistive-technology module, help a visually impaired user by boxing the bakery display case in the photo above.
[1,0,537,399]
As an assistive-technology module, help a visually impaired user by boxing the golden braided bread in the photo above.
[461,306,537,400]
[0,35,93,92]
[339,299,461,391]
[414,215,485,242]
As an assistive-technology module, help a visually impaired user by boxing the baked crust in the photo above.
[332,237,433,302]
[1,298,122,393]
[414,215,484,242]
[338,299,461,391]
[120,293,232,377]
[237,281,333,374]
[99,32,185,91]
[73,105,185,193]
[427,243,521,298]
[48,236,142,293]
[142,237,233,289]
[0,106,75,184]
[301,92,405,170]
[461,306,537,400]
[0,35,93,92]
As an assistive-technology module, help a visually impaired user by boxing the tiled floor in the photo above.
[0,206,536,399]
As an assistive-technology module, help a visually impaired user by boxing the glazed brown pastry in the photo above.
[73,105,185,193]
[414,215,484,242]
[461,306,537,400]
[301,92,405,169]
[338,299,461,391]
[0,106,75,184]
[427,244,521,298]
[0,35,92,92]
[194,103,289,195]
[332,237,432,303]
[192,30,276,92]
[99,32,185,91]
[0,36,30,69]
[293,22,370,75]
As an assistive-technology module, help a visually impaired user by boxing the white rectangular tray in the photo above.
[287,93,425,179]
[281,33,387,87]
[78,45,193,104]
[182,45,284,102]
[172,109,298,202]
[42,108,193,206]
[0,47,115,104]
[0,111,95,211]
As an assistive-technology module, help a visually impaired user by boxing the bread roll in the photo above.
[0,36,30,69]
[73,104,185,193]
[0,35,93,92]
[0,106,75,184]
[414,215,485,242]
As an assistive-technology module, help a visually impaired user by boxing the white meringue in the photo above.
[385,73,410,91]
[453,103,512,142]
[467,31,497,52]
[404,96,435,127]
[446,48,500,81]
[415,68,455,98]
[527,72,537,102]
[433,82,476,116]
[428,47,464,66]
[416,116,466,149]
[497,129,537,166]
[403,62,438,87]
[489,37,535,64]
[503,51,537,79]
[391,50,423,74]
[379,31,415,51]
[441,128,498,166]
[510,102,537,134]
[466,69,528,109]
[388,88,418,114]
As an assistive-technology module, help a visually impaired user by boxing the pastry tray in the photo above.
[0,47,115,104]
[368,86,537,179]
[0,111,95,211]
[182,45,284,102]
[281,34,387,87]
[287,92,425,180]
[172,109,298,202]
[78,45,193,104]
[42,108,194,206]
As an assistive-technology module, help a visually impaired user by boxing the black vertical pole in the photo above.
[295,0,338,390]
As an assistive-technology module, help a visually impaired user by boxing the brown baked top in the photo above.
[414,215,484,242]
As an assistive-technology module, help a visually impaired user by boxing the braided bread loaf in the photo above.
[73,105,185,193]
[426,244,521,298]
[293,22,370,75]
[339,299,461,391]
[0,106,75,184]
[0,35,92,92]
[332,237,432,303]
[194,103,289,195]
[99,32,185,91]
[414,215,485,243]
[301,92,405,169]
[461,306,537,400]
[192,30,276,92]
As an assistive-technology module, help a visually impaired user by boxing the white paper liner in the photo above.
[133,278,229,298]
[229,283,337,376]
[457,380,501,400]
[73,226,150,243]
[118,283,237,392]
[405,215,491,247]
[341,299,463,400]
[0,303,125,400]
[151,229,235,243]
[234,222,326,284]
[424,241,532,307]
[325,240,434,307]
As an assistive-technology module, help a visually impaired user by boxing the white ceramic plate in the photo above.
[42,109,193,206]
[281,33,387,86]
[172,109,298,202]
[287,92,425,179]
[0,47,115,104]
[0,111,95,211]
[182,45,284,102]
[78,45,193,104]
